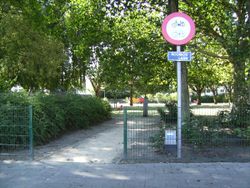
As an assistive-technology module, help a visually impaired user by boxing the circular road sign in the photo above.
[161,12,195,45]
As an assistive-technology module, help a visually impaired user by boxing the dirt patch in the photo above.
[122,144,250,163]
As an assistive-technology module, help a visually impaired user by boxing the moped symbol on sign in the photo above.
[168,51,192,61]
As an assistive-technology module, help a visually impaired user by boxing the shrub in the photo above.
[0,92,111,145]
[0,92,29,105]
[217,110,232,127]
[154,93,177,103]
[183,106,250,146]
[155,105,250,149]
[217,104,250,129]
[191,94,228,103]
[165,101,177,120]
[104,90,130,99]
[233,127,250,141]
[230,105,250,128]
[218,104,250,142]
[30,94,66,144]
[0,105,30,150]
[158,101,192,123]
[157,104,177,123]
[150,123,166,152]
[182,117,226,146]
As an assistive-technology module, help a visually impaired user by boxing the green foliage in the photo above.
[0,92,29,105]
[183,105,250,147]
[0,93,30,150]
[218,105,250,129]
[0,93,111,145]
[29,94,66,144]
[0,0,248,111]
[0,105,30,150]
[182,117,223,146]
[62,94,111,129]
[157,101,192,123]
[165,101,178,121]
[150,123,166,152]
[191,94,229,103]
[152,93,177,103]
[233,127,250,141]
[184,0,250,107]
[217,110,232,127]
[156,102,250,148]
[100,10,173,99]
[157,102,177,123]
[230,105,250,128]
[0,12,66,91]
[103,90,130,99]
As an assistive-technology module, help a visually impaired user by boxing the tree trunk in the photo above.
[224,85,232,103]
[212,95,217,104]
[143,95,148,117]
[81,63,86,90]
[129,85,133,106]
[210,87,218,104]
[197,90,202,105]
[169,0,190,121]
[90,79,101,97]
[181,63,190,121]
[233,60,247,108]
[168,0,178,12]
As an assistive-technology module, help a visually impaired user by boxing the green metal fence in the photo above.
[181,105,250,162]
[123,107,163,161]
[123,105,250,162]
[0,105,33,160]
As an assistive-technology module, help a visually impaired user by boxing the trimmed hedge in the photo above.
[0,93,111,145]
[191,94,229,103]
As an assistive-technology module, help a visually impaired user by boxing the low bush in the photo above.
[183,105,250,146]
[157,101,177,123]
[182,117,224,146]
[218,105,250,142]
[0,92,111,145]
[191,94,229,103]
[150,123,166,152]
[156,104,250,148]
[151,93,177,103]
[230,105,250,128]
[158,101,193,123]
[104,90,130,99]
[233,127,250,141]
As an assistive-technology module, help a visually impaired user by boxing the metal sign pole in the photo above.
[177,45,182,159]
[162,12,195,159]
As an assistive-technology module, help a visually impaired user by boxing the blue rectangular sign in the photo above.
[168,51,192,61]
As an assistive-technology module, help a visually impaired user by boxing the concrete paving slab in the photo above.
[1,161,250,188]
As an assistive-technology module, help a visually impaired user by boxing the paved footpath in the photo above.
[1,161,250,188]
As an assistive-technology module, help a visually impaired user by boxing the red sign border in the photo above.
[161,12,195,45]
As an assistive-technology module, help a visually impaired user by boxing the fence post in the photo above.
[123,108,128,159]
[28,105,34,160]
